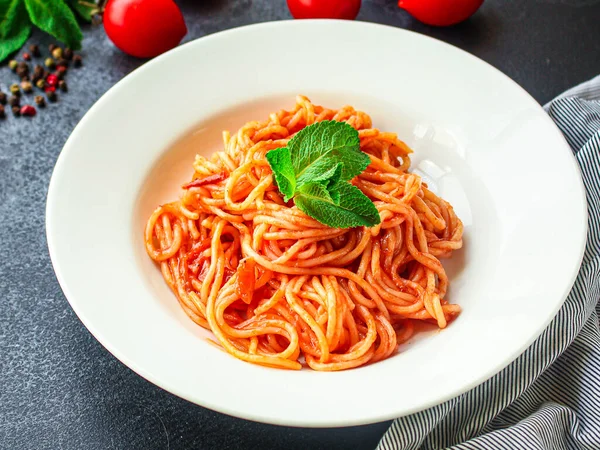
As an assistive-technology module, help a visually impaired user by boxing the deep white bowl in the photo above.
[46,20,587,427]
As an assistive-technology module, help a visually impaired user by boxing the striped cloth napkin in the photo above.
[378,75,600,450]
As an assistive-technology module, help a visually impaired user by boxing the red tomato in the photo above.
[287,0,361,20]
[398,0,484,27]
[104,0,187,58]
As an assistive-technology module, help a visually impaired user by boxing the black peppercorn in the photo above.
[20,75,30,82]
[63,47,73,60]
[29,44,41,57]
[9,96,20,107]
[73,54,82,68]
[12,105,20,116]
[58,80,68,92]
[0,92,6,105]
[56,58,69,68]
[33,64,44,79]
[49,44,57,52]
[16,66,29,79]
[46,90,57,102]
[0,105,5,119]
[34,95,46,108]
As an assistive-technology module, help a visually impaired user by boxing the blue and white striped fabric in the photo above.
[378,75,600,450]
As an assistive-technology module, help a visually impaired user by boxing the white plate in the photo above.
[46,20,587,427]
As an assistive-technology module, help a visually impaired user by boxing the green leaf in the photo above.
[266,147,296,202]
[298,160,343,189]
[289,120,370,182]
[24,0,82,49]
[0,0,32,63]
[295,182,381,229]
[68,0,94,22]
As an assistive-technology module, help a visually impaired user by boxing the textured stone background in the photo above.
[1,1,599,449]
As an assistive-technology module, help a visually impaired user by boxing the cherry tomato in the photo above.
[398,0,483,27]
[287,0,361,20]
[104,0,187,58]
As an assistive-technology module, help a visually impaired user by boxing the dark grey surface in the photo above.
[1,1,599,449]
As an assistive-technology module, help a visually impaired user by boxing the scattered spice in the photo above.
[20,105,36,117]
[44,58,56,69]
[9,96,20,107]
[33,65,44,79]
[57,58,69,68]
[9,84,20,96]
[51,47,63,60]
[59,80,68,92]
[29,44,41,57]
[34,96,46,107]
[36,79,45,90]
[73,55,82,68]
[23,53,31,61]
[46,90,57,102]
[63,48,73,60]
[12,106,20,116]
[8,60,18,71]
[46,74,58,87]
[0,105,5,119]
[20,81,33,93]
[16,62,29,79]
[0,92,6,105]
[49,44,57,53]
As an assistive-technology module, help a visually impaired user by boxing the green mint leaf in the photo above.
[266,147,296,202]
[0,0,32,63]
[298,160,343,189]
[289,120,370,182]
[68,0,94,22]
[24,0,82,49]
[295,182,381,229]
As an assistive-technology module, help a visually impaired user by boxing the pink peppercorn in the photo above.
[46,73,58,87]
[20,105,36,117]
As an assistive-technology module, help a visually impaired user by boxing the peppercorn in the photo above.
[63,47,73,60]
[46,74,59,87]
[34,95,46,108]
[20,105,36,117]
[73,54,82,68]
[55,70,65,81]
[0,92,6,105]
[45,58,55,69]
[29,44,40,57]
[33,64,44,79]
[20,75,30,82]
[23,52,31,61]
[20,81,33,93]
[12,105,20,116]
[8,60,18,71]
[56,58,69,68]
[58,80,68,92]
[36,79,45,90]
[46,90,57,102]
[9,96,20,107]
[16,65,29,79]
[52,47,63,60]
[49,44,57,52]
[10,84,20,96]
[0,105,5,119]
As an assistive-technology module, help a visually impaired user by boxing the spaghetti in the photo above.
[145,96,463,371]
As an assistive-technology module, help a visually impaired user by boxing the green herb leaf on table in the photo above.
[68,0,95,22]
[295,181,381,229]
[24,0,83,50]
[0,0,32,62]
[266,120,381,229]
